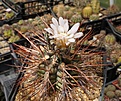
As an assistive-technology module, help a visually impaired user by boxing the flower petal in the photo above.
[74,32,83,38]
[59,17,64,27]
[58,25,64,33]
[68,38,75,42]
[50,24,57,31]
[52,17,58,27]
[49,36,54,39]
[67,33,74,38]
[64,21,69,32]
[67,23,80,35]
[64,19,68,24]
[44,28,53,34]
[54,30,58,35]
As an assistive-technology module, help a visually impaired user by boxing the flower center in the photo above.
[55,33,68,49]
[60,33,67,37]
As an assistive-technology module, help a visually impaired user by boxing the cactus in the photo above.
[118,78,121,87]
[56,4,65,17]
[117,56,121,68]
[64,5,70,11]
[8,35,20,43]
[73,0,87,9]
[91,0,100,14]
[89,14,99,21]
[106,84,116,91]
[53,5,59,14]
[117,57,121,63]
[20,25,29,33]
[104,88,108,94]
[3,29,15,39]
[5,12,14,19]
[63,10,74,19]
[116,25,121,33]
[106,4,120,15]
[104,34,116,45]
[18,20,24,25]
[71,13,82,23]
[12,23,18,28]
[106,91,115,98]
[110,53,119,63]
[82,5,93,19]
[14,16,105,101]
[115,90,121,97]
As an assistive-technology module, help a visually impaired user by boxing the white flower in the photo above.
[44,17,83,48]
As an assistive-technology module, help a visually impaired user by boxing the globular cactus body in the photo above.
[106,91,115,98]
[89,14,99,21]
[71,14,82,23]
[107,85,116,91]
[73,0,87,9]
[91,0,100,14]
[82,6,93,19]
[106,4,120,15]
[104,34,116,45]
[115,90,121,97]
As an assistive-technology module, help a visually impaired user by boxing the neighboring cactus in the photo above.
[53,3,82,19]
[12,23,18,28]
[8,35,20,43]
[107,84,116,91]
[117,57,121,63]
[3,29,15,39]
[91,0,100,14]
[117,56,121,68]
[73,0,87,9]
[18,20,24,25]
[53,4,66,17]
[53,5,58,14]
[20,26,29,33]
[110,53,119,63]
[104,88,108,94]
[106,91,115,98]
[64,5,70,11]
[82,5,93,19]
[56,4,65,17]
[70,7,76,12]
[89,14,99,21]
[63,10,74,19]
[71,13,82,23]
[5,11,14,19]
[116,25,121,33]
[106,4,120,15]
[118,78,121,87]
[104,34,116,45]
[115,90,121,97]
